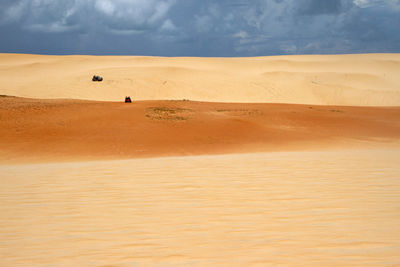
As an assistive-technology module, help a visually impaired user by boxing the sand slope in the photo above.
[1,96,399,163]
[1,53,400,105]
[2,150,400,266]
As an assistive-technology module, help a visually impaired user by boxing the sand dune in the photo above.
[1,53,400,105]
[2,150,400,266]
[1,96,399,163]
[1,54,400,266]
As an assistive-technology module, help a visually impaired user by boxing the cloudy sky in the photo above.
[1,0,399,56]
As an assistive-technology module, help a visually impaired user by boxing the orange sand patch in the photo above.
[1,96,399,163]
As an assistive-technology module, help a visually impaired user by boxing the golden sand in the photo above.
[0,54,400,266]
[1,150,400,266]
[1,53,399,105]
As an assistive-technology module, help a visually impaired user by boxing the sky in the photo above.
[0,0,399,56]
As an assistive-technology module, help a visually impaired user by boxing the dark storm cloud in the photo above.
[0,0,399,56]
[296,0,346,15]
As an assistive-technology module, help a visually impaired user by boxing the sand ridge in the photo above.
[1,96,399,163]
[1,53,400,105]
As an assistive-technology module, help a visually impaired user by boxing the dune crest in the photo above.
[1,53,399,106]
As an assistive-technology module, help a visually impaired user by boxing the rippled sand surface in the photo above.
[1,150,400,266]
[1,53,400,105]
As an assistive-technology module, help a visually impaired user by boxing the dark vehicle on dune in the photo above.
[92,75,103,82]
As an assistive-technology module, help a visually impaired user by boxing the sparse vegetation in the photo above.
[145,106,193,121]
[308,106,343,113]
[216,109,263,116]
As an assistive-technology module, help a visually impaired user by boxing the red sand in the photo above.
[1,96,400,163]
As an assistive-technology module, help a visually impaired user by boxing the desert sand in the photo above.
[1,54,400,266]
[1,53,400,105]
[0,96,400,163]
[1,150,400,266]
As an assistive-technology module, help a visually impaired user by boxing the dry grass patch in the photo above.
[145,106,193,121]
[216,109,263,117]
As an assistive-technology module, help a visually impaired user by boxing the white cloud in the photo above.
[353,0,400,8]
[283,44,297,53]
[149,1,174,23]
[304,42,321,51]
[1,0,176,33]
[95,0,116,16]
[161,19,176,31]
[95,0,175,26]
[354,0,373,7]
[233,31,248,39]
[27,22,79,33]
